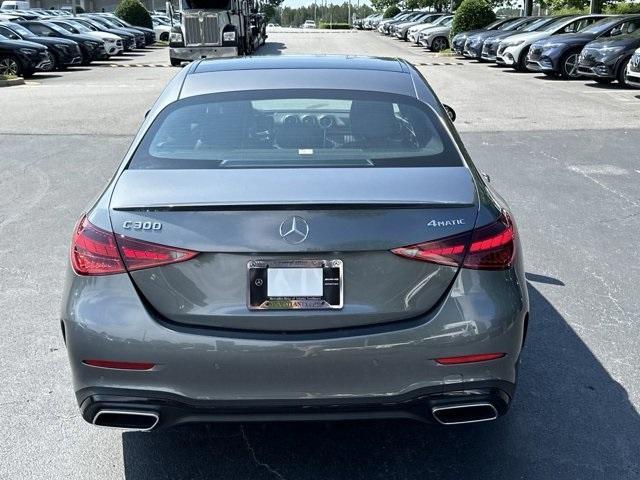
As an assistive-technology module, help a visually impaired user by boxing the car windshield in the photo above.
[522,17,553,32]
[498,18,522,30]
[432,16,450,26]
[53,22,75,32]
[542,16,578,32]
[44,21,73,34]
[7,22,34,36]
[579,17,624,35]
[66,21,91,32]
[129,90,462,170]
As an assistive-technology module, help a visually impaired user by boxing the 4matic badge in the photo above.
[427,219,465,227]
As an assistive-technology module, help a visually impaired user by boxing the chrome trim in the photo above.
[92,410,159,431]
[432,403,498,425]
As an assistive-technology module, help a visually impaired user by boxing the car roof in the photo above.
[180,55,418,100]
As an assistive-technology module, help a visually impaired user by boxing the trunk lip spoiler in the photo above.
[112,201,476,212]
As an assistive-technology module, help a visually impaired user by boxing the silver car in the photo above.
[62,55,528,431]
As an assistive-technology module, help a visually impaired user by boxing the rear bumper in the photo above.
[62,255,528,423]
[78,381,515,429]
[170,46,238,61]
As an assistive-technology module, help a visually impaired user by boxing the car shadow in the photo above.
[255,42,286,55]
[32,73,63,79]
[584,81,639,91]
[121,284,639,479]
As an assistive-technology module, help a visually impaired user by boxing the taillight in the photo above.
[71,215,198,276]
[391,212,515,270]
[435,353,505,365]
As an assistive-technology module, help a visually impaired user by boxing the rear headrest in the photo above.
[349,100,398,139]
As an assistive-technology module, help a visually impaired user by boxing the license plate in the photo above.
[247,259,343,310]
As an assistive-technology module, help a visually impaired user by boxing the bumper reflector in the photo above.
[83,360,155,370]
[435,353,505,365]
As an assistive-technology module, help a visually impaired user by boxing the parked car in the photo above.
[19,20,105,65]
[0,31,50,76]
[0,0,30,9]
[152,18,170,41]
[377,11,414,34]
[394,12,444,40]
[81,14,145,49]
[451,17,517,55]
[302,19,315,29]
[418,15,454,51]
[577,27,640,85]
[497,15,607,71]
[99,14,156,45]
[71,16,137,52]
[625,47,640,86]
[49,19,123,56]
[382,11,422,35]
[528,15,640,79]
[366,13,384,29]
[62,55,528,431]
[481,16,562,62]
[464,17,542,61]
[0,21,82,70]
[407,14,451,44]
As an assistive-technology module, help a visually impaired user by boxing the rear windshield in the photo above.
[128,89,462,170]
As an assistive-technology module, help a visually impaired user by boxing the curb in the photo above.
[0,77,25,87]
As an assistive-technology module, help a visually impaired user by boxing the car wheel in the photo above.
[560,51,581,79]
[430,36,448,52]
[0,55,21,77]
[160,32,169,41]
[515,46,530,72]
[617,57,631,87]
[42,51,57,72]
[169,57,182,67]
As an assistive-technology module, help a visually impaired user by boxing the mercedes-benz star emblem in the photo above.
[279,216,309,244]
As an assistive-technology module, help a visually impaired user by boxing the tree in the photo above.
[114,0,152,29]
[451,0,495,37]
[383,5,401,18]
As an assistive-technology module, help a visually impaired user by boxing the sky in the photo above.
[280,0,371,8]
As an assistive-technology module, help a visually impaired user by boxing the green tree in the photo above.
[114,0,152,29]
[383,5,401,17]
[451,0,495,37]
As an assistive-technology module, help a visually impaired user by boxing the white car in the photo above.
[407,14,450,44]
[152,19,170,41]
[53,19,124,56]
[418,16,454,51]
[302,20,316,29]
[626,47,640,87]
[496,14,605,71]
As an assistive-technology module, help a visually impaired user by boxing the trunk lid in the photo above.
[110,167,478,331]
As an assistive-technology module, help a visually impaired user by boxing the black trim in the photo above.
[112,202,475,212]
[77,381,515,429]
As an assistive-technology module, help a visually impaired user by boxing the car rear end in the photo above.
[62,58,528,430]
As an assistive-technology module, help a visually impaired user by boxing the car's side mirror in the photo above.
[443,104,456,122]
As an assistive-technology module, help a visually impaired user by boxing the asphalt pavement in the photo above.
[1,30,639,480]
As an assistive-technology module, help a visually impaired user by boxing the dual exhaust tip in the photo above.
[93,410,159,431]
[431,402,498,425]
[92,403,497,430]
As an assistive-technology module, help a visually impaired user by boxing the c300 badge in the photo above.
[122,221,162,231]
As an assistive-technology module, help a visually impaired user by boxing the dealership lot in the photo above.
[1,30,639,479]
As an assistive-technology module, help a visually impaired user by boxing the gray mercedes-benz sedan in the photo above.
[62,55,528,431]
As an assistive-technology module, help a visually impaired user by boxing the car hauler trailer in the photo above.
[167,0,265,65]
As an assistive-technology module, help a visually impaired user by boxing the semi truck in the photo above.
[167,0,266,65]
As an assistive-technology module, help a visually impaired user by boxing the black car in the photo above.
[528,15,640,79]
[19,20,105,65]
[71,17,137,51]
[82,15,146,48]
[451,17,516,55]
[0,32,50,77]
[577,29,640,86]
[0,22,82,70]
[464,16,542,60]
[100,15,156,45]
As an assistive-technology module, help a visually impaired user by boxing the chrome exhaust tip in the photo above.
[92,410,159,431]
[432,403,498,425]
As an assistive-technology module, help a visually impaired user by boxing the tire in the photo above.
[21,68,34,79]
[160,32,169,42]
[0,54,21,77]
[80,48,91,66]
[169,57,182,67]
[430,36,448,52]
[617,57,631,87]
[514,46,530,72]
[42,51,57,72]
[559,50,581,79]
